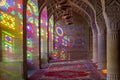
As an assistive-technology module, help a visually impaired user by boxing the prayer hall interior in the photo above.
[0,0,120,80]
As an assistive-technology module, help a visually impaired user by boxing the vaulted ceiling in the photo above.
[37,0,102,34]
[39,0,120,27]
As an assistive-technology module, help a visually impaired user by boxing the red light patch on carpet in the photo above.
[44,70,89,78]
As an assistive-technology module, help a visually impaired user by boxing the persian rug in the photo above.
[29,60,104,80]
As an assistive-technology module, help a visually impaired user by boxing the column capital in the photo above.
[106,1,120,19]
[108,21,120,32]
[97,13,104,23]
[105,1,120,32]
[96,14,106,35]
[107,30,120,41]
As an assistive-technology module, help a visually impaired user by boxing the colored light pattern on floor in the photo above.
[2,31,14,58]
[0,0,15,15]
[0,11,15,30]
[49,15,54,52]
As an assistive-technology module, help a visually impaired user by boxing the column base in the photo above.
[107,74,120,80]
[98,63,106,70]
[92,58,98,63]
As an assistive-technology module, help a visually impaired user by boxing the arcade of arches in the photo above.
[0,0,120,80]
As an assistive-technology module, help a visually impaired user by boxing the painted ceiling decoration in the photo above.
[55,0,73,25]
[28,0,119,27]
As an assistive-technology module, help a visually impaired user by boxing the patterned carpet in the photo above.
[29,60,105,80]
